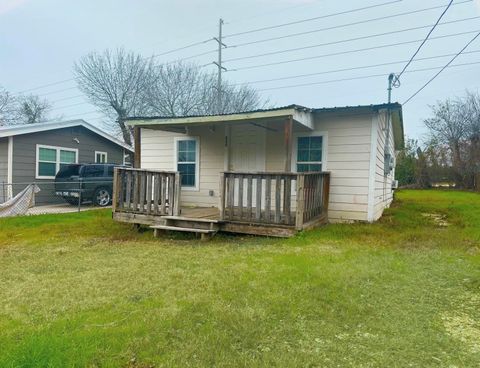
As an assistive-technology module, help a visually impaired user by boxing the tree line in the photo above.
[396,91,480,189]
[0,48,267,146]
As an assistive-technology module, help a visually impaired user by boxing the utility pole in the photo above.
[213,18,227,114]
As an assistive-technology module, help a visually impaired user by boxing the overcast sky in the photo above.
[1,0,479,141]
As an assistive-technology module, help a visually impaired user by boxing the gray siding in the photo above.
[11,126,125,204]
[0,137,8,203]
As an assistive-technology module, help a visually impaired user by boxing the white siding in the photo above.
[0,137,9,202]
[139,110,396,223]
[373,111,395,220]
[309,113,373,223]
[141,126,224,207]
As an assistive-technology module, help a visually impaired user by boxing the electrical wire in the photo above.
[231,50,480,85]
[228,0,473,48]
[397,0,454,79]
[14,38,215,94]
[227,29,480,71]
[257,60,480,91]
[224,17,479,63]
[223,0,403,38]
[403,31,480,104]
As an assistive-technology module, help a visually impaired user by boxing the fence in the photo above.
[0,179,115,216]
[219,171,330,228]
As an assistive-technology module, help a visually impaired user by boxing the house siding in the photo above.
[373,110,396,220]
[311,113,373,222]
[141,125,225,208]
[0,137,8,203]
[139,110,394,223]
[11,126,125,204]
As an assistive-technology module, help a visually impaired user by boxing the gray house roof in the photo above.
[0,120,133,152]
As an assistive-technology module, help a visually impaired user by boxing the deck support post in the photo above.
[295,174,305,230]
[134,126,141,168]
[219,172,226,220]
[173,172,181,216]
[284,116,293,172]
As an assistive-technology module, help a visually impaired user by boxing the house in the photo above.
[111,103,404,237]
[0,120,133,204]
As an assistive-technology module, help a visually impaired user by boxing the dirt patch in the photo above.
[441,292,480,354]
[422,213,450,227]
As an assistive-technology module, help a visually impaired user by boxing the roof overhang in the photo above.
[0,120,133,152]
[125,107,315,130]
[375,105,404,150]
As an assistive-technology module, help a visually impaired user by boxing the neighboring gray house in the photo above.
[0,120,133,203]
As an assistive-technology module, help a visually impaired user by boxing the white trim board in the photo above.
[173,136,200,192]
[7,136,13,199]
[35,144,79,180]
[367,114,379,222]
[291,131,328,172]
[0,120,133,152]
[95,151,108,163]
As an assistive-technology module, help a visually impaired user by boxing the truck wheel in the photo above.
[94,188,111,207]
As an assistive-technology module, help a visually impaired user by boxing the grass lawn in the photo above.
[0,190,479,367]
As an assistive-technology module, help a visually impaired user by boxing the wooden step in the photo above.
[150,225,216,241]
[162,215,221,223]
[150,225,216,233]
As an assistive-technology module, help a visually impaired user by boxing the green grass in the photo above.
[0,190,479,367]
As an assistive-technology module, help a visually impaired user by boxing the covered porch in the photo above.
[112,168,330,237]
[112,106,330,237]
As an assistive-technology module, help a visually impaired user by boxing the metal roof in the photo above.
[0,120,133,152]
[125,103,402,121]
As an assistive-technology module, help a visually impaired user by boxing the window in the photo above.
[82,165,105,178]
[175,138,199,189]
[296,136,323,172]
[95,151,108,163]
[36,145,78,179]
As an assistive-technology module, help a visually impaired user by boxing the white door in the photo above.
[229,124,266,208]
[230,124,265,172]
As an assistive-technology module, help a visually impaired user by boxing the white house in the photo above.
[111,103,403,237]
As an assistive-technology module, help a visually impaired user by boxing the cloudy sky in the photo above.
[1,0,479,141]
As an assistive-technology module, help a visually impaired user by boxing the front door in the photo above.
[229,123,266,172]
[229,124,266,208]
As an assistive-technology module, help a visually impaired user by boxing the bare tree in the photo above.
[424,99,468,186]
[0,86,16,126]
[423,91,480,188]
[145,62,267,117]
[74,48,156,145]
[15,95,51,124]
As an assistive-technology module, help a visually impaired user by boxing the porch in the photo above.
[112,167,330,238]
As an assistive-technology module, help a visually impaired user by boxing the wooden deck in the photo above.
[112,168,330,238]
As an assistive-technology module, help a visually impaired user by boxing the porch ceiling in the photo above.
[125,107,314,130]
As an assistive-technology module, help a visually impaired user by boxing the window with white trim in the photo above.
[175,138,198,188]
[95,151,108,163]
[296,136,323,172]
[36,145,78,179]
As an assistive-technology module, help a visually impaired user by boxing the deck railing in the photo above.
[112,167,180,216]
[219,171,330,228]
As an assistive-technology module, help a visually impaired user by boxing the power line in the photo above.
[223,0,403,38]
[257,60,480,91]
[228,0,473,49]
[14,38,215,95]
[147,38,214,60]
[397,0,454,79]
[228,29,480,71]
[223,17,479,63]
[403,31,480,104]
[232,50,480,85]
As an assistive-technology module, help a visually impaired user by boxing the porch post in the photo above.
[284,116,293,172]
[134,126,141,168]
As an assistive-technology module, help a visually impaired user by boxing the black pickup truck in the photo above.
[54,163,120,206]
